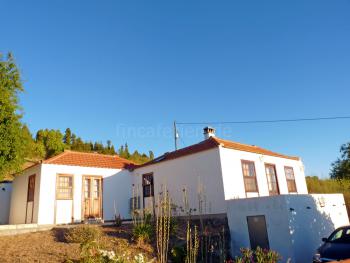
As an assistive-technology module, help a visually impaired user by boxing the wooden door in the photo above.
[247,215,270,250]
[25,174,36,223]
[83,176,102,219]
[265,164,280,195]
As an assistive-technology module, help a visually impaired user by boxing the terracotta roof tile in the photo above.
[133,137,299,169]
[43,150,134,169]
[212,137,300,161]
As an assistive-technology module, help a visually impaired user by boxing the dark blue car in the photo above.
[313,225,350,262]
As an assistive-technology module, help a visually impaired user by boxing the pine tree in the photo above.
[149,151,154,160]
[63,128,72,146]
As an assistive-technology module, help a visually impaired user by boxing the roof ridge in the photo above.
[214,137,300,160]
[43,151,69,164]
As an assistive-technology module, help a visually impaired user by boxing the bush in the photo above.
[233,247,280,263]
[133,223,153,245]
[65,225,103,244]
[114,214,122,227]
[170,245,186,263]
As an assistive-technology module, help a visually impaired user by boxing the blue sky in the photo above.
[2,0,350,177]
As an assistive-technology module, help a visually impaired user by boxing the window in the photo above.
[142,173,154,198]
[93,179,100,198]
[56,175,73,200]
[329,227,350,244]
[265,164,279,195]
[284,167,297,193]
[241,161,258,192]
[27,175,36,202]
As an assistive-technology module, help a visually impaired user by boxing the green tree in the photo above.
[64,128,72,146]
[0,53,27,180]
[330,143,350,180]
[149,150,154,160]
[35,129,65,158]
[22,125,45,160]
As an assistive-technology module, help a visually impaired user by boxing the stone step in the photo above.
[0,224,54,236]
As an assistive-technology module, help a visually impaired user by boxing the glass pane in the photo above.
[85,179,91,198]
[93,179,99,198]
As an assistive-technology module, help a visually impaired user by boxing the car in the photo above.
[313,225,350,262]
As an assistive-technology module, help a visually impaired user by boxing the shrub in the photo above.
[133,223,153,245]
[114,214,122,227]
[233,247,280,263]
[170,245,186,263]
[65,225,103,244]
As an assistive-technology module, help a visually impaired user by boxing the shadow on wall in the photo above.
[287,195,337,263]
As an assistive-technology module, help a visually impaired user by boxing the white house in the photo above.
[132,127,308,216]
[9,151,133,225]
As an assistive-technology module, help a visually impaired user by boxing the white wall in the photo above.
[0,182,12,224]
[226,196,293,259]
[133,148,226,215]
[219,147,308,200]
[38,164,132,225]
[103,169,132,220]
[9,164,41,224]
[226,194,349,263]
[287,194,349,263]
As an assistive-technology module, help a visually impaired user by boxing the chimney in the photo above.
[203,126,215,139]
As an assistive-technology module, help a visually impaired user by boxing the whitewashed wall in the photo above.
[219,146,308,200]
[38,164,132,225]
[0,182,12,224]
[9,165,41,224]
[133,148,226,215]
[226,194,349,263]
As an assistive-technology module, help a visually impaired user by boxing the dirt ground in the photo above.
[0,224,153,263]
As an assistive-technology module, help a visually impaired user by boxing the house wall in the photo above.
[219,147,308,200]
[0,182,12,224]
[37,164,132,225]
[133,148,226,215]
[226,194,349,263]
[9,164,41,224]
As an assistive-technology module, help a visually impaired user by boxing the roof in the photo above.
[43,150,134,169]
[133,136,300,169]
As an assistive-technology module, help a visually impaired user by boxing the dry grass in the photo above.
[0,224,154,263]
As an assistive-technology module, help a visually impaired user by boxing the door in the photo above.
[247,215,270,250]
[265,164,280,195]
[83,176,102,219]
[25,174,36,223]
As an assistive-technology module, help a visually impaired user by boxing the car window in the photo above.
[329,229,343,242]
[343,228,350,243]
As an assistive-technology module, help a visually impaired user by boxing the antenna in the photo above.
[174,121,178,150]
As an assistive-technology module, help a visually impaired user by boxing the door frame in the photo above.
[25,174,36,224]
[247,215,270,250]
[81,175,103,220]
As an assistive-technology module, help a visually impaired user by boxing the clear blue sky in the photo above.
[2,0,350,178]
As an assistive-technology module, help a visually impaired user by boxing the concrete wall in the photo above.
[287,194,349,263]
[226,194,349,263]
[9,164,41,224]
[0,182,12,224]
[219,146,308,200]
[133,148,226,215]
[38,164,132,225]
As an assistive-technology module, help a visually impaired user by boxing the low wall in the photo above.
[0,182,12,225]
[226,194,349,263]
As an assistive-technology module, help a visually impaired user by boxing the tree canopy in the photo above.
[330,143,350,179]
[0,53,27,180]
